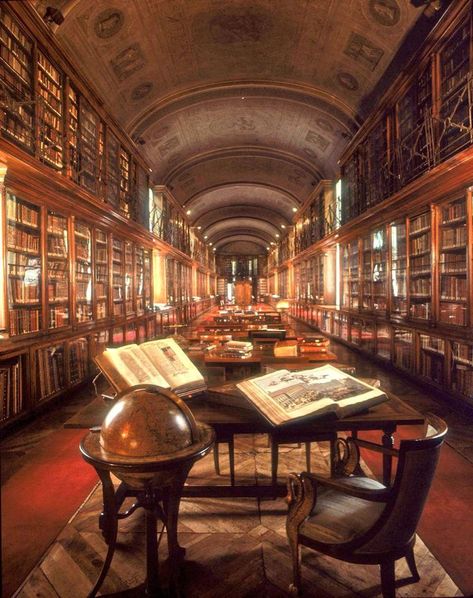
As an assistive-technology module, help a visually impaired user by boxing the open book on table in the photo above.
[95,338,206,398]
[236,364,388,426]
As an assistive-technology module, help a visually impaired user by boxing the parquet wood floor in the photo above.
[16,438,462,598]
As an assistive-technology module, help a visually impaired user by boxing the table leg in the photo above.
[382,425,396,486]
[271,438,279,486]
[89,470,118,598]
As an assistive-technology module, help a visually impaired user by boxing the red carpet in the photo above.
[359,427,473,597]
[1,429,98,597]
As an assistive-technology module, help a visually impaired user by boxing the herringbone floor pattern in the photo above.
[16,436,461,597]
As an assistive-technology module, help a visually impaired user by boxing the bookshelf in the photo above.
[36,342,66,401]
[119,148,131,216]
[6,193,42,336]
[372,228,387,313]
[419,334,446,387]
[78,99,99,194]
[390,220,408,317]
[451,342,473,400]
[47,211,69,329]
[0,353,26,423]
[376,323,391,360]
[66,83,79,180]
[393,328,415,373]
[124,241,134,315]
[143,249,152,312]
[68,337,88,386]
[74,220,93,324]
[0,7,215,432]
[107,130,120,211]
[94,228,108,321]
[135,246,144,316]
[112,237,124,318]
[37,51,63,170]
[0,5,34,151]
[409,211,432,320]
[438,196,468,326]
[438,18,471,160]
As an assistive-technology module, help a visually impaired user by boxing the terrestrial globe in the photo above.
[85,384,214,489]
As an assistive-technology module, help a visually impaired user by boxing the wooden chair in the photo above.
[286,415,447,598]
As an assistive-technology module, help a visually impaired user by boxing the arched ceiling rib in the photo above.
[196,205,289,233]
[36,0,425,251]
[204,217,280,241]
[186,185,298,224]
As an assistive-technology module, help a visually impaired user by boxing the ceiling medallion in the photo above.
[336,72,359,91]
[368,0,401,26]
[94,9,124,39]
[131,82,153,101]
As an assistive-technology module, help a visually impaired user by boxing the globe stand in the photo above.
[80,385,214,598]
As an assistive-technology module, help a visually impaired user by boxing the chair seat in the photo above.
[300,477,387,545]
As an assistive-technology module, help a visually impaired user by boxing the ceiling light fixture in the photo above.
[292,207,297,212]
[186,209,191,215]
[281,224,286,229]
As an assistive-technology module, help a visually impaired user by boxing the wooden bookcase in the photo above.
[0,6,215,431]
[0,4,150,223]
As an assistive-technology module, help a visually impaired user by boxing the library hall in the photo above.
[1,0,473,597]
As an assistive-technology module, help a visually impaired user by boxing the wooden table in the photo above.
[199,346,338,381]
[67,384,424,497]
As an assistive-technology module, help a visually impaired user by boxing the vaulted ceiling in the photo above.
[34,0,427,254]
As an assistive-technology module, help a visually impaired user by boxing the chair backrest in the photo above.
[360,415,447,554]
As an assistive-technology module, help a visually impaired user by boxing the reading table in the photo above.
[67,383,424,496]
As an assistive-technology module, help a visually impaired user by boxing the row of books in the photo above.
[69,338,88,385]
[76,304,92,322]
[0,358,23,422]
[9,279,39,304]
[410,233,431,254]
[439,302,467,325]
[0,8,32,50]
[47,236,67,256]
[7,226,40,253]
[7,199,38,226]
[0,43,31,83]
[440,254,467,273]
[0,22,30,63]
[410,278,431,295]
[410,302,431,319]
[453,365,473,397]
[440,227,467,248]
[442,200,466,223]
[440,276,467,301]
[48,306,68,328]
[420,352,445,385]
[410,213,430,234]
[75,240,91,261]
[37,345,65,399]
[9,307,41,335]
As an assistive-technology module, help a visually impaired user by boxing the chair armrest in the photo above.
[300,472,392,503]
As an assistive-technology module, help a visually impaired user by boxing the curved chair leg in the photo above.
[380,560,396,598]
[228,437,235,487]
[288,539,301,596]
[405,547,420,582]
